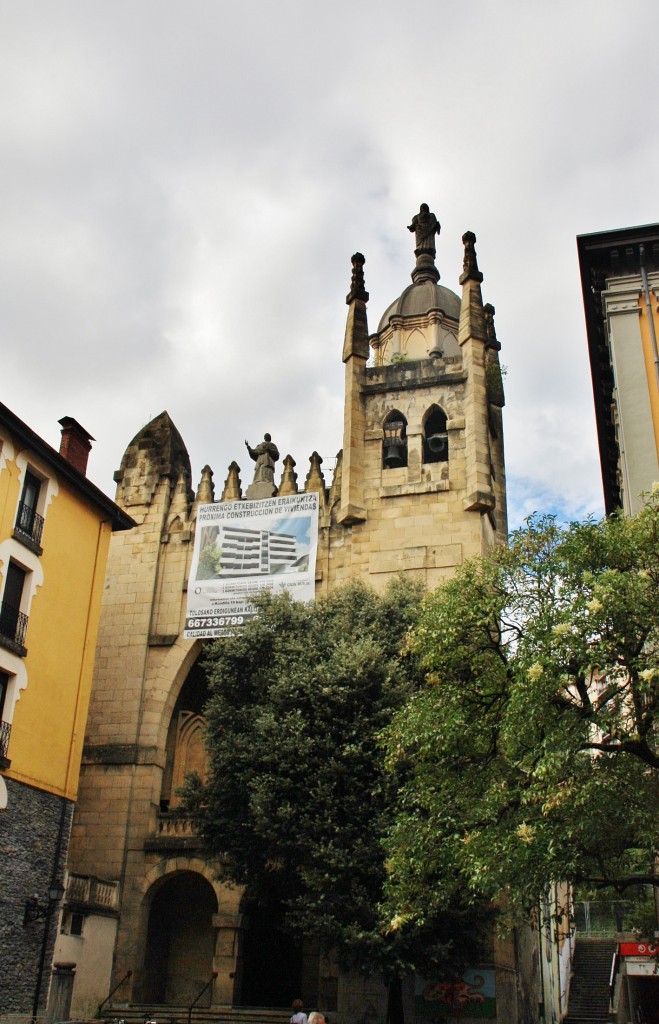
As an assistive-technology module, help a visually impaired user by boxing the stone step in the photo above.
[566,938,616,1022]
[564,1018,611,1024]
[103,1007,292,1024]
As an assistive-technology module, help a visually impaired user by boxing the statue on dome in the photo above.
[408,204,441,254]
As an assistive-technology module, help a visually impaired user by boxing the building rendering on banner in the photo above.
[60,207,556,1024]
[0,404,133,1017]
[202,525,301,578]
[578,223,659,514]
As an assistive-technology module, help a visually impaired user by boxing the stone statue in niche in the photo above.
[245,433,280,498]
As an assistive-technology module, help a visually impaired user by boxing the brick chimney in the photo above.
[58,417,95,476]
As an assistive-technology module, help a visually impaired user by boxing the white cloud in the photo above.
[1,0,657,523]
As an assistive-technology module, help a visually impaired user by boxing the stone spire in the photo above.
[342,253,370,361]
[221,461,242,502]
[278,454,299,496]
[483,303,505,409]
[458,231,487,343]
[195,465,215,504]
[408,203,441,284]
[346,251,369,304]
[304,452,326,497]
[483,302,501,351]
[340,253,369,523]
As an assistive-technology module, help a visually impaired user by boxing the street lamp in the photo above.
[23,880,66,926]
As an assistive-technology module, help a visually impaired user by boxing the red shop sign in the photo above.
[620,942,657,957]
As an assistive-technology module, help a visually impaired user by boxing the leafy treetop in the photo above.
[383,495,659,926]
[184,577,490,979]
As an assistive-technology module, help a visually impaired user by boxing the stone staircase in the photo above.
[102,1007,291,1024]
[564,937,616,1024]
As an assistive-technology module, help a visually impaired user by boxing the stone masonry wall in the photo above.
[0,778,73,1014]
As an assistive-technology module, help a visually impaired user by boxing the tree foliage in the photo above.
[185,577,490,978]
[383,496,659,926]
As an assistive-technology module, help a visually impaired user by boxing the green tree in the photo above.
[185,578,490,997]
[196,540,222,579]
[383,496,659,928]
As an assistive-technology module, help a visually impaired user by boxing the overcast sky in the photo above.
[2,1,657,528]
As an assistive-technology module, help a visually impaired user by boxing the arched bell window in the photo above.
[423,406,448,463]
[382,411,408,469]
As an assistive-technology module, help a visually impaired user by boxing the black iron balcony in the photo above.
[14,501,44,550]
[0,602,28,655]
[0,719,11,760]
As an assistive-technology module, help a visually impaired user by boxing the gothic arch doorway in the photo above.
[143,872,217,1005]
[237,895,303,1008]
[160,658,210,812]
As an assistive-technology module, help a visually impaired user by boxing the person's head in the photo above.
[420,203,429,213]
[308,1014,325,1024]
[292,1001,304,1013]
[264,432,271,442]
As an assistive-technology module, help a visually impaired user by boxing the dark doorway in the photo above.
[237,897,303,1008]
[143,872,216,1005]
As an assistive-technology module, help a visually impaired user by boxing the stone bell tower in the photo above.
[62,203,508,1022]
[320,204,507,592]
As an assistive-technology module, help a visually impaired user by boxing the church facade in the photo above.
[60,210,528,1022]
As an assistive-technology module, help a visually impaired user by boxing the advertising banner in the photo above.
[185,492,319,638]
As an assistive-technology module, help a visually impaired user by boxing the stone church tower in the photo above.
[62,209,508,1020]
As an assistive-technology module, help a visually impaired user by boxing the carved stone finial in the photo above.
[304,451,327,500]
[196,465,215,504]
[483,303,501,351]
[346,253,369,304]
[460,230,484,284]
[244,433,279,499]
[221,461,242,502]
[278,454,299,496]
[408,204,441,284]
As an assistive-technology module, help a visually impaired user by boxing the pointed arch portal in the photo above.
[143,872,217,1006]
[237,896,303,1008]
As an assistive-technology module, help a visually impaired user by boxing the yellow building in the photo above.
[0,401,133,1017]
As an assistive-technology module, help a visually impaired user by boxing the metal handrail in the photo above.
[15,502,44,546]
[609,948,620,1012]
[0,720,11,758]
[187,971,218,1024]
[0,603,28,648]
[97,969,132,1017]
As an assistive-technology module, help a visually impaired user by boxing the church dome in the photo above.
[377,280,461,333]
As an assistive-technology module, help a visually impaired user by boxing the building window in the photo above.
[0,562,29,655]
[382,412,408,469]
[14,470,44,551]
[61,911,85,936]
[423,406,448,463]
[0,671,10,762]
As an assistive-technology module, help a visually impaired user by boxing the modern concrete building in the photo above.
[0,403,133,1016]
[578,223,659,514]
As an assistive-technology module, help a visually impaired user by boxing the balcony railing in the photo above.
[157,810,197,838]
[66,873,119,910]
[0,602,28,653]
[14,501,44,547]
[0,719,11,759]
